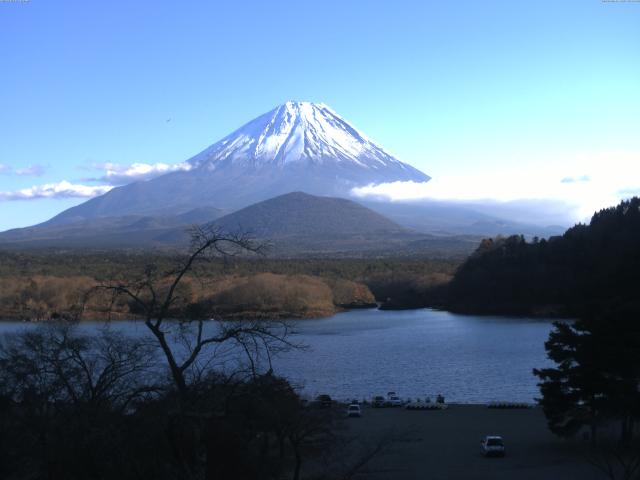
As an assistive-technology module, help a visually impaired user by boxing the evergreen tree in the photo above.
[534,307,640,443]
[446,197,640,316]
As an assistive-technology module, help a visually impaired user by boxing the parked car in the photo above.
[372,396,386,408]
[387,392,402,407]
[346,403,362,417]
[480,435,505,457]
[316,394,333,408]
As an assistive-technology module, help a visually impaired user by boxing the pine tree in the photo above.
[534,307,640,443]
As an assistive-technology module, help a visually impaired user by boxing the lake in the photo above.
[0,308,556,403]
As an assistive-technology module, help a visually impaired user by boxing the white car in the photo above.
[387,393,402,407]
[346,404,362,417]
[480,435,505,457]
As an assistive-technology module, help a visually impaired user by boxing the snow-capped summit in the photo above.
[45,102,430,222]
[189,101,423,173]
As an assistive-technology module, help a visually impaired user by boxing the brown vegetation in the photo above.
[0,273,378,321]
[0,251,460,321]
[211,273,376,319]
[0,276,93,321]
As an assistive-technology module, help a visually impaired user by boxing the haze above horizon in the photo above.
[1,0,639,231]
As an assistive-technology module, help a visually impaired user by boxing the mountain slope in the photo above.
[0,192,480,257]
[198,192,478,257]
[361,200,566,237]
[190,101,421,171]
[212,192,406,238]
[47,101,430,225]
[0,207,225,247]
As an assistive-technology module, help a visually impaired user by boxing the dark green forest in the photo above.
[438,197,640,317]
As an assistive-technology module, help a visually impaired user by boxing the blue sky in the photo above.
[1,0,639,230]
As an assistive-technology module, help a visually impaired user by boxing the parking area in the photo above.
[344,405,601,480]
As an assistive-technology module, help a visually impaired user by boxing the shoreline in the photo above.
[0,303,573,323]
[0,306,374,323]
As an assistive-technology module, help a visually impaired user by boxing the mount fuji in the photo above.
[0,102,563,251]
[48,101,430,224]
[1,101,563,251]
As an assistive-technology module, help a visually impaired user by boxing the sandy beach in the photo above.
[344,405,602,479]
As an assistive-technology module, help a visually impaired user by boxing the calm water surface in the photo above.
[0,308,556,403]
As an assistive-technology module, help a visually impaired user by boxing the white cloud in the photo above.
[15,164,47,176]
[0,181,113,201]
[0,164,48,176]
[93,161,192,185]
[351,153,640,222]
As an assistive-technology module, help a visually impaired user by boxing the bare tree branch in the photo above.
[84,226,296,401]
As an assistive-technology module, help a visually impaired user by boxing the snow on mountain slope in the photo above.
[41,101,430,224]
[189,101,419,172]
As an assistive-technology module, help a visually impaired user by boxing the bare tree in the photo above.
[89,225,295,399]
[0,323,163,480]
[0,323,156,412]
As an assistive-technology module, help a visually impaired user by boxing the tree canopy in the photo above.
[534,306,640,444]
[443,197,640,316]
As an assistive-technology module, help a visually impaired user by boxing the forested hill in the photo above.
[441,197,640,316]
